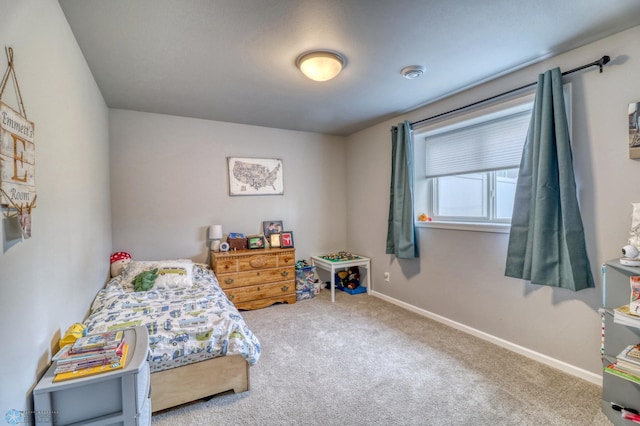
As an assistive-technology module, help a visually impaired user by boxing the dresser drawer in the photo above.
[214,257,237,274]
[278,251,295,267]
[237,254,278,271]
[224,280,294,304]
[218,267,294,289]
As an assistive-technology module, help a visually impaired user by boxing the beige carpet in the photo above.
[151,289,611,425]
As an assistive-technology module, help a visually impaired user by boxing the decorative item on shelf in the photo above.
[622,203,640,266]
[631,276,640,314]
[227,232,247,250]
[209,224,223,252]
[247,234,266,249]
[280,231,294,248]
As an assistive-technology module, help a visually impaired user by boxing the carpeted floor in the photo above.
[151,289,612,425]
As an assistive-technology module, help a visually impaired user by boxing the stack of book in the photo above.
[52,330,128,382]
[605,344,640,384]
[613,304,640,328]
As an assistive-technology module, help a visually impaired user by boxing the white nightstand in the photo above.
[33,326,151,426]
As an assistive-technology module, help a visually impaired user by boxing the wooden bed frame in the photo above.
[150,354,250,412]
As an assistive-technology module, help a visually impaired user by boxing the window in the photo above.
[414,91,537,232]
[414,85,571,232]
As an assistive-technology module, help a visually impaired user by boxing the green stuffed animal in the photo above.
[133,268,158,292]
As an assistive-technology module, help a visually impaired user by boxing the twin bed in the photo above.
[82,259,261,412]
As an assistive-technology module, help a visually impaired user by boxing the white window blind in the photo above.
[425,109,532,179]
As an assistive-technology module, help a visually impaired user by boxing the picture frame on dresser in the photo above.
[269,233,281,248]
[247,235,266,249]
[263,220,283,237]
[281,231,294,248]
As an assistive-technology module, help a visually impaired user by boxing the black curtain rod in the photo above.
[410,55,610,127]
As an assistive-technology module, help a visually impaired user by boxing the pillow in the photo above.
[154,265,192,289]
[121,259,193,291]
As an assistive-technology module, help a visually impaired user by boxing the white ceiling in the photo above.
[58,0,640,136]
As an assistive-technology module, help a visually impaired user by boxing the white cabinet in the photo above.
[33,326,151,426]
[601,261,640,425]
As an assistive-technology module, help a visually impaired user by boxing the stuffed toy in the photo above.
[110,251,132,277]
[133,268,158,292]
[59,323,86,347]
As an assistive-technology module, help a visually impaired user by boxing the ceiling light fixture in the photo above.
[296,50,345,82]
[401,65,425,79]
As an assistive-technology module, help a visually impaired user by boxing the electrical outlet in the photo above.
[384,272,390,282]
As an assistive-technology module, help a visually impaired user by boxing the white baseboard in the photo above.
[370,290,602,386]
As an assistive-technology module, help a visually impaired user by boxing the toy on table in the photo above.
[320,251,361,262]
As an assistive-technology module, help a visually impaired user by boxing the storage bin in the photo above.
[295,265,319,300]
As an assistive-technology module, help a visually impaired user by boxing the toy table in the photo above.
[310,253,371,302]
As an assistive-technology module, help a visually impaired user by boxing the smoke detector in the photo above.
[401,65,425,79]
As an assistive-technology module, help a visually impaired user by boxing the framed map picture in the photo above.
[227,157,284,196]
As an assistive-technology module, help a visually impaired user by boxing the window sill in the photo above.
[415,221,510,234]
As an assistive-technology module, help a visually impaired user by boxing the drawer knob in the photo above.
[225,278,234,285]
[228,294,235,300]
[281,270,289,277]
[281,285,289,292]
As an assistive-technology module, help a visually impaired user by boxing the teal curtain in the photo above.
[505,68,594,291]
[386,120,419,259]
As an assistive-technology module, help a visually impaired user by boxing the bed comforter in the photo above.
[83,263,261,373]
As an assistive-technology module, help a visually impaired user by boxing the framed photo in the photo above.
[630,102,640,159]
[269,233,281,248]
[228,157,284,196]
[280,231,294,248]
[247,235,266,249]
[262,220,283,238]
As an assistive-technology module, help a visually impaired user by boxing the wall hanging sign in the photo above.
[227,157,283,196]
[0,47,36,239]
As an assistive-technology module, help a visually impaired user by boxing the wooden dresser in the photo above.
[211,248,296,310]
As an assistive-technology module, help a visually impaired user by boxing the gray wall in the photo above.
[3,1,637,415]
[0,1,111,413]
[109,109,347,263]
[346,25,640,381]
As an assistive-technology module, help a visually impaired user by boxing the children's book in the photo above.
[55,340,125,364]
[53,343,129,382]
[70,330,124,354]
